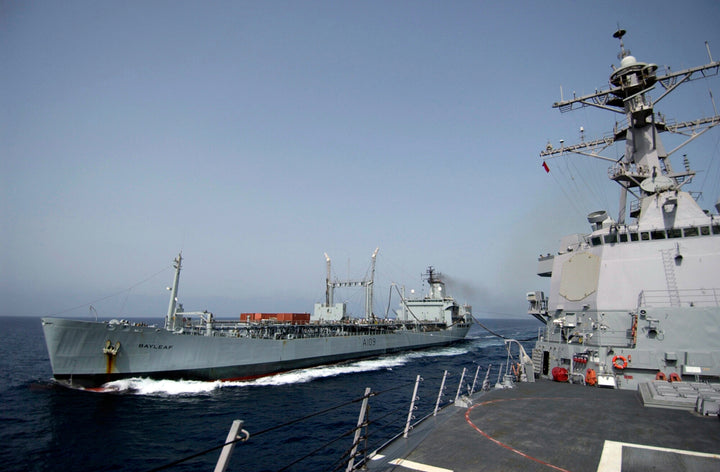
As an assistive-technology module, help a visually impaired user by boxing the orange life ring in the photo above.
[655,371,667,381]
[612,355,628,370]
[669,372,681,382]
[585,368,597,386]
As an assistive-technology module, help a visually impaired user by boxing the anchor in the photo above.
[102,340,121,375]
[103,339,121,356]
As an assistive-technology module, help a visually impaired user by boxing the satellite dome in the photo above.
[620,55,637,68]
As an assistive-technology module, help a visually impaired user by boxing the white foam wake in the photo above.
[98,343,476,396]
[101,377,223,395]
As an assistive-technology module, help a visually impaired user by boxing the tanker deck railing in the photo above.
[177,318,449,339]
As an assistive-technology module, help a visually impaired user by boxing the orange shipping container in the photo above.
[240,313,310,324]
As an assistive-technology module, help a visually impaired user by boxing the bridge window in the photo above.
[683,227,699,237]
[619,233,628,243]
[604,233,617,244]
[641,232,650,241]
[701,226,710,236]
[591,236,602,246]
[630,232,639,242]
[651,230,666,240]
[667,228,682,238]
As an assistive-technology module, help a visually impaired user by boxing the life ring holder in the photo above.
[655,371,667,381]
[669,372,682,382]
[612,355,628,370]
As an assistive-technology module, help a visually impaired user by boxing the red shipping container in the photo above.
[240,313,310,324]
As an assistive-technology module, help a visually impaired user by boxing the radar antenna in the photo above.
[613,28,630,60]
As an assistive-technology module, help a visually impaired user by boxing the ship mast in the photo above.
[164,252,182,330]
[540,30,720,224]
[423,266,446,299]
[366,247,379,319]
[324,252,333,306]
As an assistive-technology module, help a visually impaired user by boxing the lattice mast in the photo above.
[541,29,720,224]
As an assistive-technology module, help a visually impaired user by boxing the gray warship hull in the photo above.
[41,317,471,388]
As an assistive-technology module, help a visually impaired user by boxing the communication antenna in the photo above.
[706,41,714,63]
[613,27,630,60]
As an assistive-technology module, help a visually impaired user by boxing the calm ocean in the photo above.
[0,316,539,471]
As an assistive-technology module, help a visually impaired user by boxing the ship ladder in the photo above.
[660,248,681,307]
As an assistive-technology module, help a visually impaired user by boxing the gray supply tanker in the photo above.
[42,251,472,389]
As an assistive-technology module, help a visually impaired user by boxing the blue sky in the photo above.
[2,1,719,319]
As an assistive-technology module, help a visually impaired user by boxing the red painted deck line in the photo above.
[464,397,572,472]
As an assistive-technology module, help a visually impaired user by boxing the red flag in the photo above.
[542,161,550,173]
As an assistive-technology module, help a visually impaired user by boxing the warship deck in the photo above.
[364,380,720,472]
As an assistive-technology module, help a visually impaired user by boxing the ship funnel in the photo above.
[587,210,614,231]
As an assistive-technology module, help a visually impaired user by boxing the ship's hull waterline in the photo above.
[42,317,471,388]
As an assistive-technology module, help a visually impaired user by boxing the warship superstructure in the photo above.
[342,31,720,472]
[41,251,472,389]
[528,30,720,390]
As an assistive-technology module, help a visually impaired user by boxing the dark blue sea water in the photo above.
[0,316,540,471]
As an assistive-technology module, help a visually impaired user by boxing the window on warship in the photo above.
[701,226,710,236]
[641,232,650,241]
[712,225,720,235]
[604,233,617,244]
[651,230,666,240]
[591,236,602,246]
[668,228,682,238]
[683,227,699,237]
[619,233,628,243]
[630,232,639,242]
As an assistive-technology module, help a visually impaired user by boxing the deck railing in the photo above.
[638,288,720,308]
